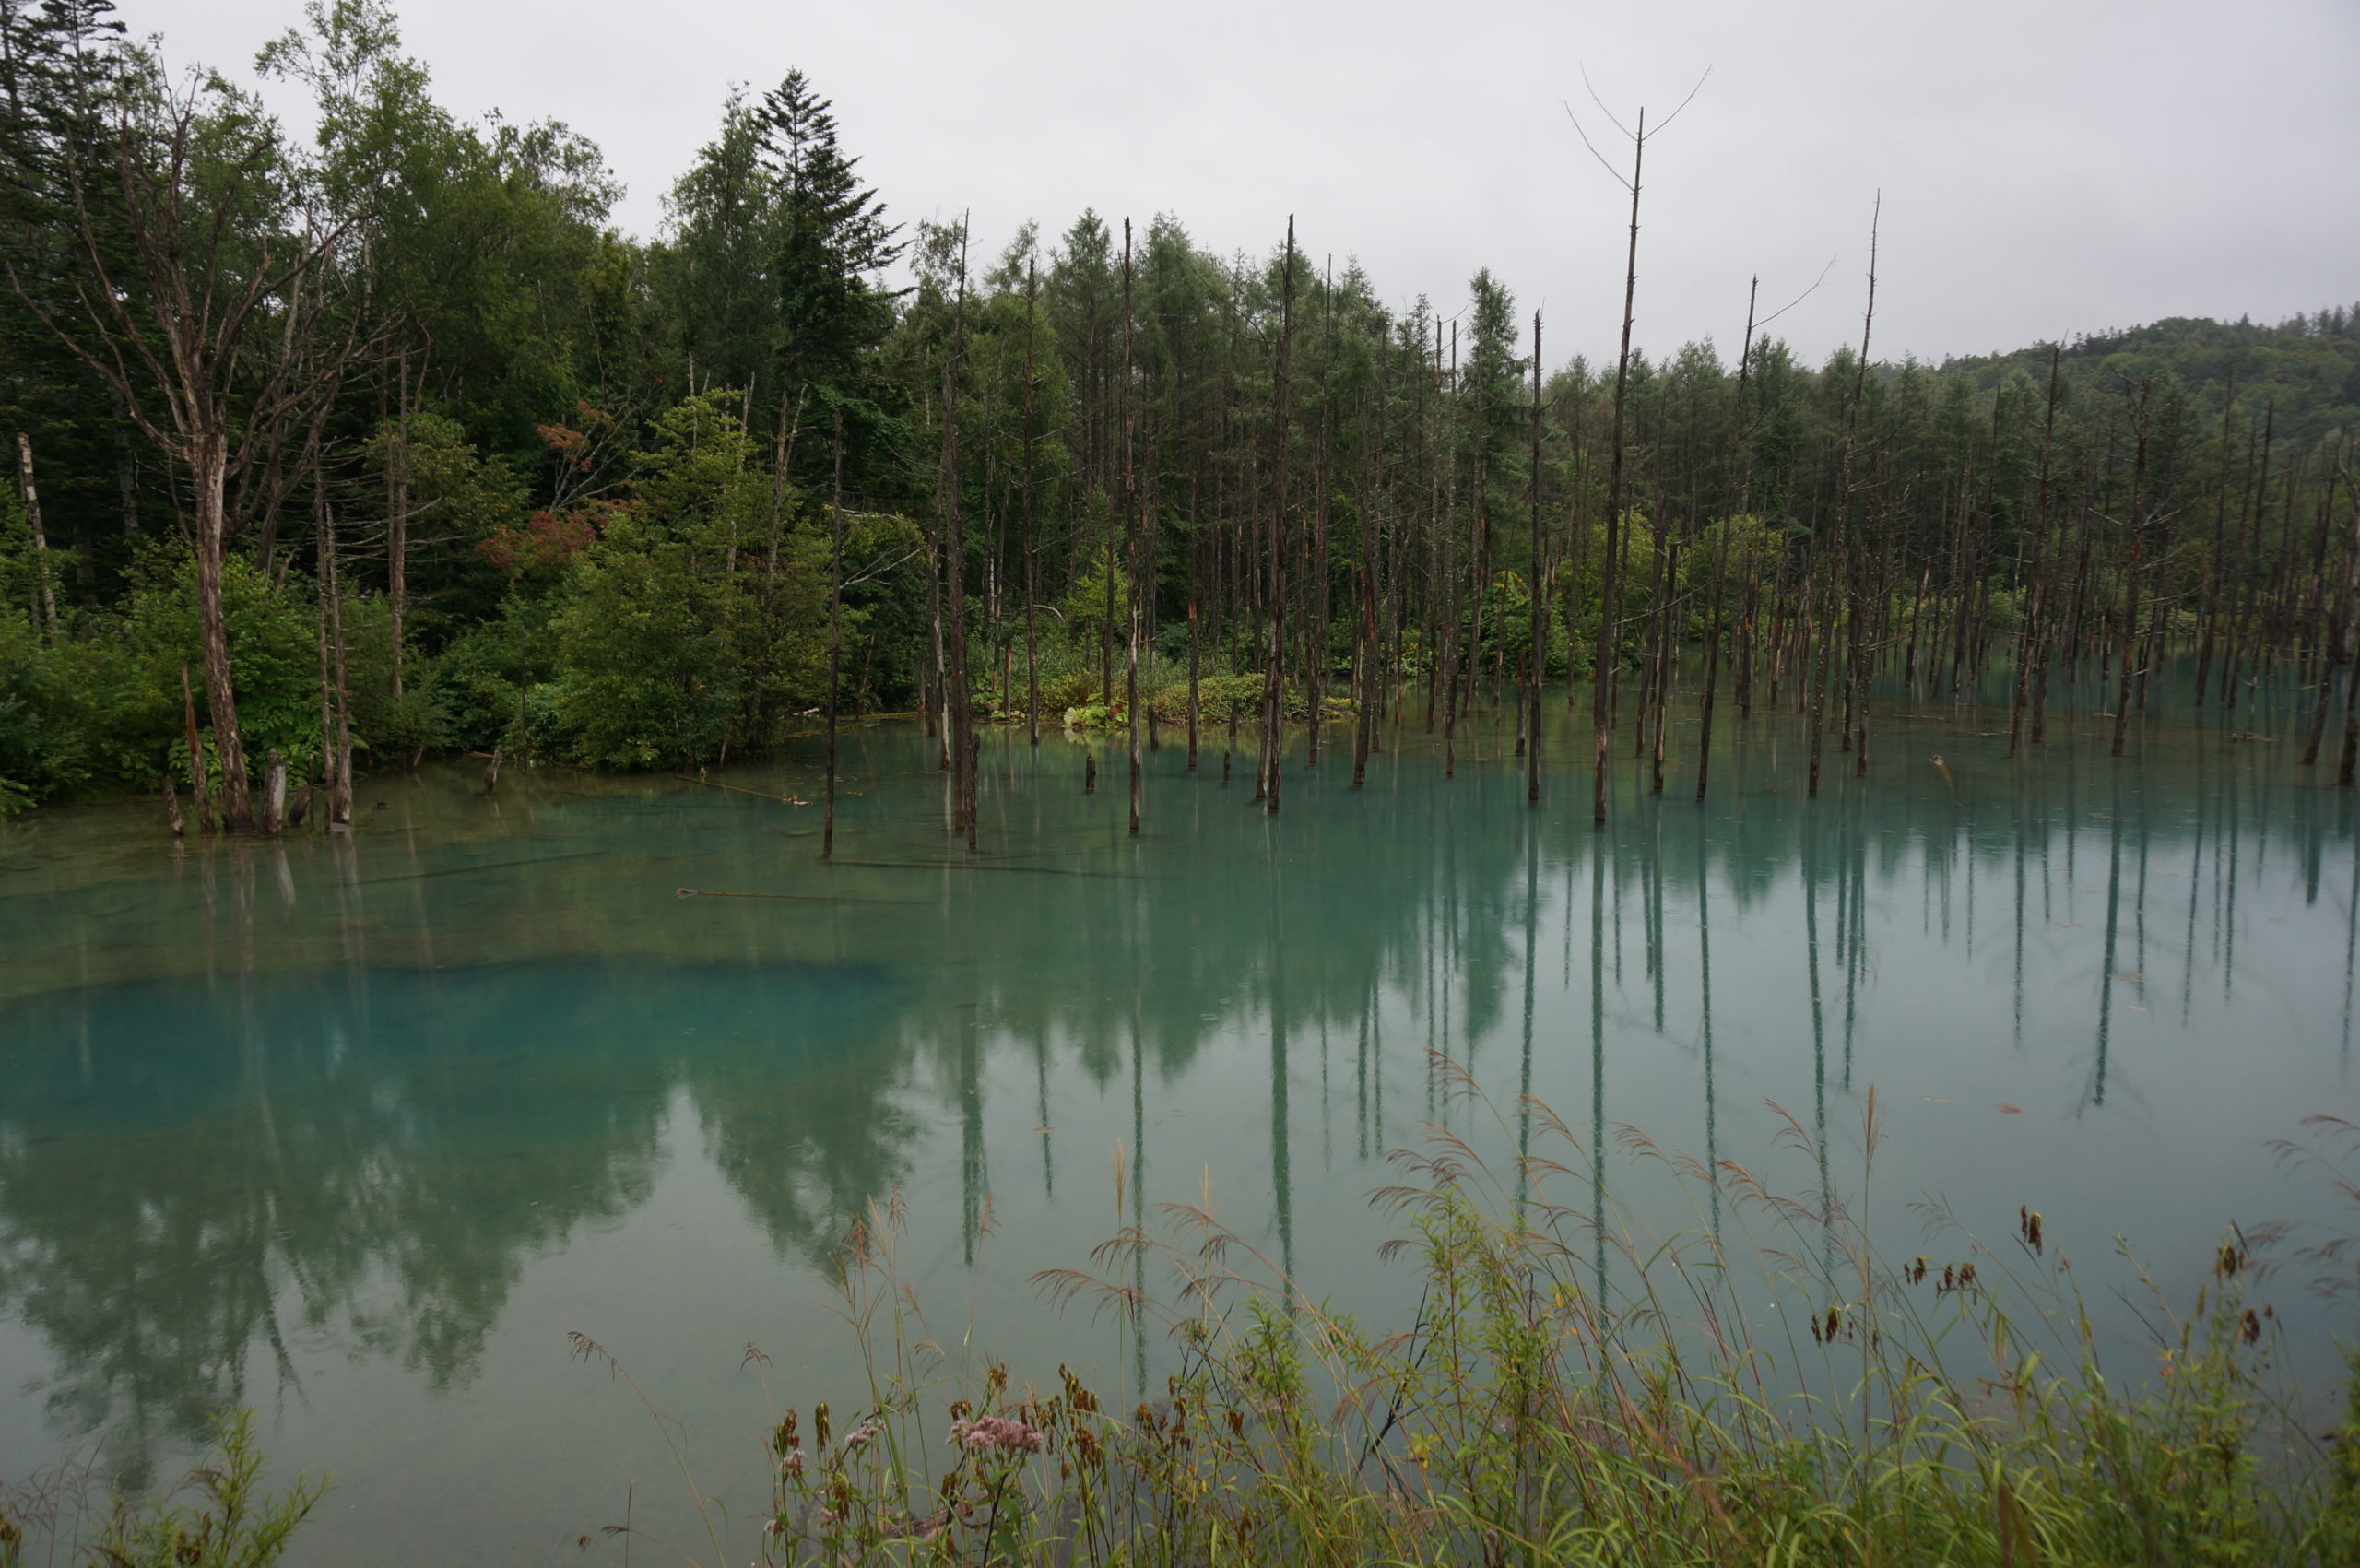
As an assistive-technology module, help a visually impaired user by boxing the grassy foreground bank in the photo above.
[7,1087,2359,1566]
[572,1084,2360,1568]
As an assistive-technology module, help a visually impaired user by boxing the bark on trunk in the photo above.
[191,431,255,831]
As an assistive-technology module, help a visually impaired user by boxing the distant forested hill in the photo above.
[1939,306,2360,442]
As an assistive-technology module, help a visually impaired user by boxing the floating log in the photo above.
[671,772,808,806]
[675,887,920,903]
[826,859,1153,880]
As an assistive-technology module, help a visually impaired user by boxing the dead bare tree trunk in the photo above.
[179,659,212,833]
[1587,102,1648,828]
[2193,373,2236,708]
[1846,200,1881,784]
[319,506,354,831]
[1256,218,1297,815]
[17,432,55,638]
[387,347,411,697]
[1023,261,1042,749]
[2110,382,2153,759]
[2326,455,2360,784]
[1527,310,1545,806]
[1123,218,1143,836]
[826,415,844,857]
[1355,383,1381,790]
[940,220,976,847]
[2008,348,2061,758]
[260,749,287,834]
[20,67,368,832]
[1696,277,1760,802]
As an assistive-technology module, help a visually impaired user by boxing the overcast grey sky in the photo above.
[125,0,2359,369]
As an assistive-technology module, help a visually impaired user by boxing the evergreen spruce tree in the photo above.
[756,70,901,425]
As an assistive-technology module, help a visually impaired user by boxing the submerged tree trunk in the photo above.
[1594,106,1646,829]
[941,306,976,844]
[1123,219,1142,836]
[387,349,412,699]
[2009,348,2062,759]
[826,415,845,857]
[18,432,55,639]
[189,431,255,831]
[1696,278,1760,802]
[1023,261,1042,749]
[1356,384,1381,791]
[1527,311,1545,806]
[1257,218,1297,815]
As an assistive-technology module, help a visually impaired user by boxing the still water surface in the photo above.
[1,690,2354,1562]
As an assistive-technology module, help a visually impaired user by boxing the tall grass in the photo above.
[596,1065,2360,1567]
[14,1075,2351,1566]
[0,1411,324,1568]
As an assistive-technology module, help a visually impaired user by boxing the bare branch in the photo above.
[1757,256,1839,331]
[1652,66,1716,134]
[1561,101,1631,192]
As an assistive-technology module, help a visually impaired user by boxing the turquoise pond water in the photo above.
[1,684,2354,1562]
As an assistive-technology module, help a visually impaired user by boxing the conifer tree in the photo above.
[757,70,901,422]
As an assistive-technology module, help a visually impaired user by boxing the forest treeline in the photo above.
[1,0,2356,825]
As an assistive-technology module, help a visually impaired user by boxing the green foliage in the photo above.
[1170,671,1266,725]
[0,1409,326,1568]
[432,595,560,755]
[1046,667,1345,730]
[1688,511,1783,602]
[362,411,531,638]
[1038,669,1097,711]
[1057,536,1128,664]
[0,535,517,808]
[526,393,885,768]
[0,550,328,808]
[117,553,325,780]
[759,69,902,411]
[88,1410,324,1568]
[1942,306,2360,445]
[548,509,743,767]
[3,0,2353,817]
[0,613,70,813]
[1563,508,1665,661]
[327,594,437,761]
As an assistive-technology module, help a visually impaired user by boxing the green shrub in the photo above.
[1,1409,324,1568]
[435,600,567,757]
[87,1411,323,1568]
[547,516,743,768]
[1039,669,1098,710]
[0,550,336,809]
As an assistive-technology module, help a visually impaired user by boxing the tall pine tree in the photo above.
[756,69,901,466]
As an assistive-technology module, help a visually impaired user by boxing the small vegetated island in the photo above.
[0,1,2357,1564]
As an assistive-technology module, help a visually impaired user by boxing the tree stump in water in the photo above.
[261,749,288,834]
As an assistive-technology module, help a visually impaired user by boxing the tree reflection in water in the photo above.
[0,701,2353,1539]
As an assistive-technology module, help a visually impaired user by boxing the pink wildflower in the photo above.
[947,1415,1048,1455]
